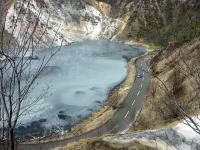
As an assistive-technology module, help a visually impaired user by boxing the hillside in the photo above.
[133,38,200,130]
[2,0,200,48]
[0,0,200,150]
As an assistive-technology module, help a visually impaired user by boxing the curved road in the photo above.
[17,55,151,150]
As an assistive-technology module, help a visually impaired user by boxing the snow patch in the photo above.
[173,117,200,143]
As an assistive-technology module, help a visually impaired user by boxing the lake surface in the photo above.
[15,40,146,140]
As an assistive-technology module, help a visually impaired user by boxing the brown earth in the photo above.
[131,38,200,131]
[54,137,156,150]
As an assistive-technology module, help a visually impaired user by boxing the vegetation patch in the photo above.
[54,137,156,150]
[131,38,200,131]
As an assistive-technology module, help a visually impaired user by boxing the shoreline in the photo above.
[23,41,153,144]
[124,40,158,52]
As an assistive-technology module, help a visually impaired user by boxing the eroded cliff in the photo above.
[3,0,199,48]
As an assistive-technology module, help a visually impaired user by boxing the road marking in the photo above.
[121,128,129,134]
[137,90,141,96]
[143,72,144,75]
[124,111,130,119]
[132,99,136,106]
[142,77,144,81]
[141,84,143,88]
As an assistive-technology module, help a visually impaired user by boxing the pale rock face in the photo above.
[5,0,126,47]
[4,0,196,48]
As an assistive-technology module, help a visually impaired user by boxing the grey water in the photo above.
[15,40,146,140]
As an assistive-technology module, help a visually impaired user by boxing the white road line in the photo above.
[141,84,143,88]
[137,90,141,96]
[132,99,135,106]
[143,72,144,75]
[124,111,130,119]
[142,77,144,81]
[121,128,129,134]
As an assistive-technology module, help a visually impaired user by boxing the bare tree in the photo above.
[173,46,200,135]
[152,40,200,134]
[0,1,63,150]
[150,81,157,98]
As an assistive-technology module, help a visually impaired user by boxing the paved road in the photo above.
[16,55,151,150]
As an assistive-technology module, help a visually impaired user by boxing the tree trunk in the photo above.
[8,128,14,150]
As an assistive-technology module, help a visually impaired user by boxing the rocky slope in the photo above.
[3,0,200,48]
[4,0,129,47]
[1,0,200,149]
[133,38,200,131]
[56,127,200,150]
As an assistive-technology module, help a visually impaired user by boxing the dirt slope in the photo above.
[133,38,200,131]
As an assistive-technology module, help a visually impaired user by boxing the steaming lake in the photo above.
[16,40,146,139]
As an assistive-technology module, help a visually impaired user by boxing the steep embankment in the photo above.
[55,136,156,150]
[55,127,200,150]
[133,38,200,131]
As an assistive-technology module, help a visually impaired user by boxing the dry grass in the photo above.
[54,137,156,150]
[125,40,160,52]
[131,38,200,131]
